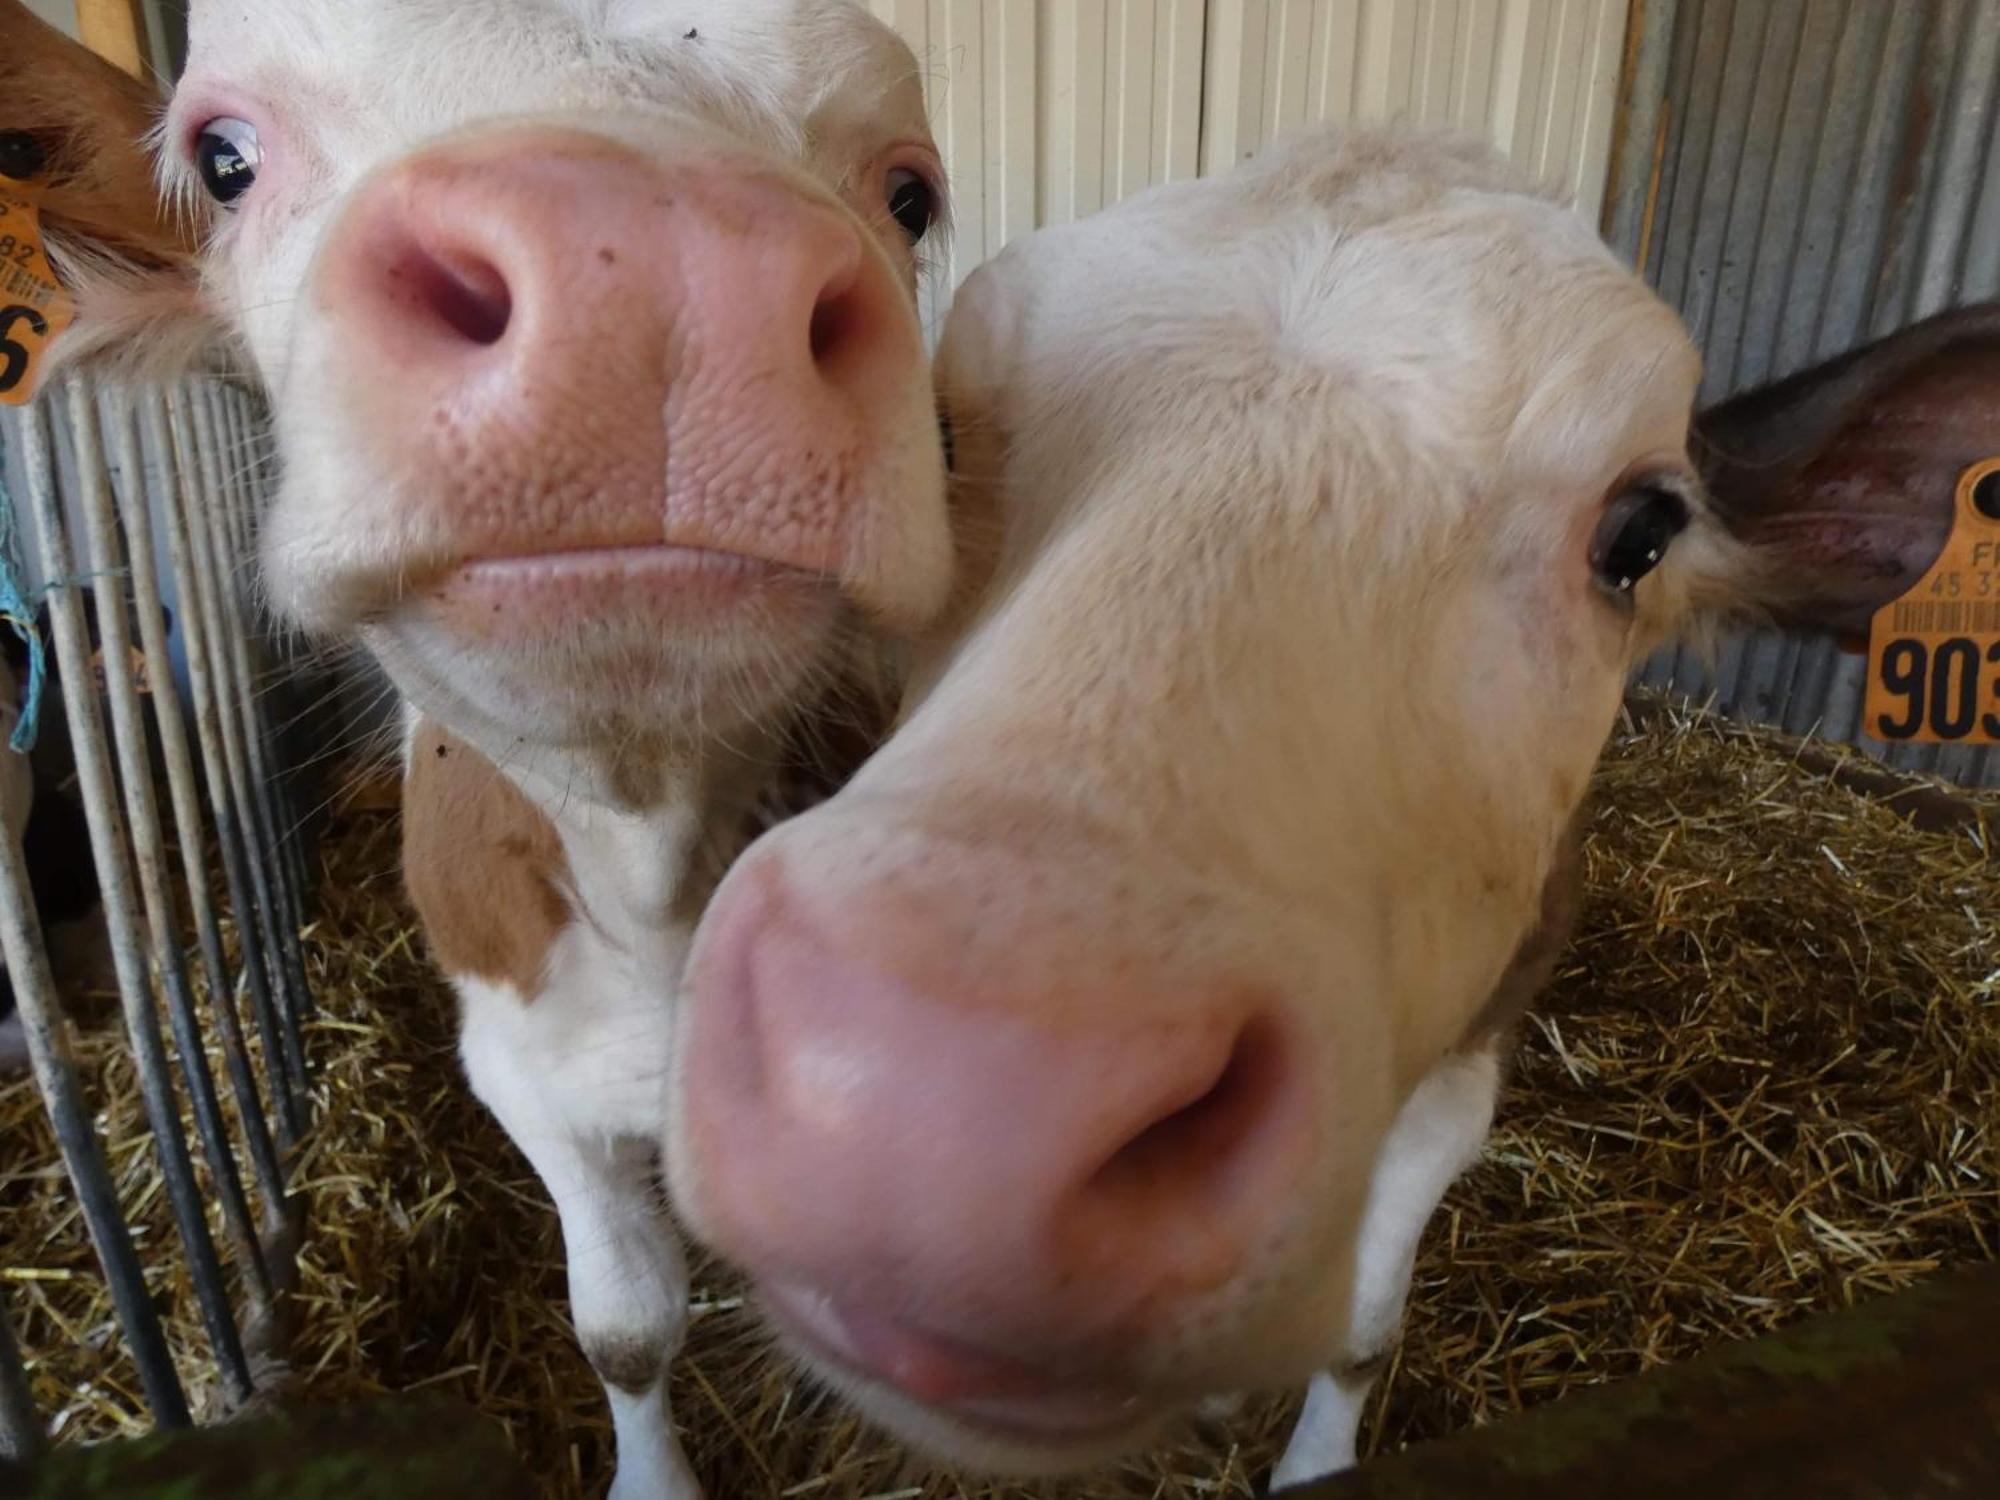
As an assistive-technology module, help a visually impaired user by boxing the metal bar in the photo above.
[1294,1262,2000,1498]
[1601,0,1683,260]
[22,385,255,1405]
[1,405,191,1427]
[221,389,312,948]
[240,397,317,931]
[123,389,292,1222]
[190,386,306,961]
[183,389,314,1078]
[0,1289,42,1461]
[76,384,275,1314]
[208,390,310,945]
[0,798,192,1425]
[160,387,308,1132]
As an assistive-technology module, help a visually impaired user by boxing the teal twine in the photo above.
[0,428,43,756]
[0,417,139,755]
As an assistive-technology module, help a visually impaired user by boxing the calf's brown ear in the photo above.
[1694,304,2000,640]
[0,1,211,391]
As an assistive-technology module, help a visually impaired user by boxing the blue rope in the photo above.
[0,427,46,755]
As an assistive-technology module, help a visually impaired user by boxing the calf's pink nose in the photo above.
[681,865,1307,1348]
[313,128,915,573]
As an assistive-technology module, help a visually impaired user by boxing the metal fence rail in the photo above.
[0,374,311,1457]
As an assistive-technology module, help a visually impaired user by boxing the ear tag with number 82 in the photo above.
[1864,458,2000,745]
[0,169,77,407]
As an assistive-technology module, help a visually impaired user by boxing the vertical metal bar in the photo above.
[1602,0,1684,260]
[0,811,189,1424]
[209,391,310,944]
[184,389,314,1067]
[3,404,192,1426]
[234,394,316,927]
[75,384,275,1314]
[122,389,292,1222]
[160,388,309,1131]
[0,1290,43,1461]
[222,388,312,943]
[25,384,255,1405]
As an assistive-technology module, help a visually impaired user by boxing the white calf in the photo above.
[668,127,1987,1489]
[34,2,953,1494]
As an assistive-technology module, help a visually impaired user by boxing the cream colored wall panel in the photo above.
[1150,0,1208,183]
[1045,0,1209,222]
[876,0,1629,327]
[1197,0,1628,215]
[874,0,1038,331]
[880,2,1203,253]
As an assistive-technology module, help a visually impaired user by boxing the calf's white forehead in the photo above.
[176,0,930,386]
[955,133,1699,545]
[183,0,923,137]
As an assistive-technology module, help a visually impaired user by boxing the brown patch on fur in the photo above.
[1457,809,1586,1051]
[582,1334,665,1395]
[402,720,573,995]
[0,4,192,273]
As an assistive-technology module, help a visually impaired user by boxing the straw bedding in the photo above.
[3,696,1996,1496]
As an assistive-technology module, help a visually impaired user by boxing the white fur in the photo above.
[1271,1047,1501,1487]
[459,976,694,1499]
[670,126,1743,1486]
[142,5,948,1495]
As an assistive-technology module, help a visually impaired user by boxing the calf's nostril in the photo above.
[390,240,513,347]
[1084,1016,1288,1206]
[808,275,862,371]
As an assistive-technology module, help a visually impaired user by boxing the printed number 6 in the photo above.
[0,302,47,395]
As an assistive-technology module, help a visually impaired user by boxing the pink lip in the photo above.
[761,1283,1149,1441]
[418,544,822,640]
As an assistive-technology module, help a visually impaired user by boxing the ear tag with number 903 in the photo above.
[1864,458,2000,745]
[0,168,78,407]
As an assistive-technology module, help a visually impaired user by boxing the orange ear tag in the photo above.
[1863,458,2000,745]
[0,171,78,406]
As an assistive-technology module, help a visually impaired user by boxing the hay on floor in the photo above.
[4,695,1997,1496]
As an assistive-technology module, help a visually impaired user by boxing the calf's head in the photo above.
[669,129,1995,1468]
[31,0,951,798]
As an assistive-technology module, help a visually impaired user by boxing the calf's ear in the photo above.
[1694,304,2000,640]
[0,1,213,392]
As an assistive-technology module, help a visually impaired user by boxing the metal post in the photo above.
[73,384,275,1314]
[176,388,312,1090]
[0,408,191,1429]
[191,388,313,1027]
[19,387,254,1406]
[220,389,314,931]
[157,388,308,1137]
[117,388,292,1226]
[204,388,311,957]
[0,1291,43,1461]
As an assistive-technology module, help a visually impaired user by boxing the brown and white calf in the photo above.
[666,128,1991,1488]
[21,1,950,1493]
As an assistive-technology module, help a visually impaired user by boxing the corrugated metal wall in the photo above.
[1608,0,2000,787]
[873,0,1631,332]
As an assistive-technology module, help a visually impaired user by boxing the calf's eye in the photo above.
[195,119,262,205]
[1591,484,1688,596]
[885,167,936,242]
[0,132,48,182]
